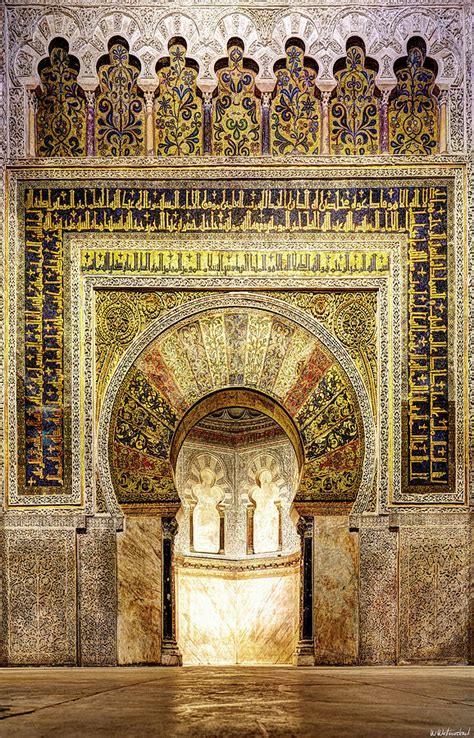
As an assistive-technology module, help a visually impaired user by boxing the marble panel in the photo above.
[0,519,5,666]
[470,514,474,665]
[117,515,162,664]
[313,516,359,665]
[177,565,299,665]
[177,568,236,665]
[359,526,398,664]
[235,568,299,665]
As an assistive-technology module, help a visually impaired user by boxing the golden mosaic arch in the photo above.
[105,302,371,508]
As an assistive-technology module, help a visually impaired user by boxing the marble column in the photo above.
[293,516,314,666]
[261,91,272,154]
[161,516,182,666]
[438,90,448,154]
[26,89,37,158]
[144,90,155,156]
[203,91,213,155]
[84,90,95,157]
[320,91,332,155]
[380,89,391,154]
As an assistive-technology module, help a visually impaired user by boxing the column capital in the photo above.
[321,90,332,106]
[162,515,179,540]
[202,91,213,109]
[296,515,313,539]
[381,88,391,106]
[84,89,95,107]
[143,90,155,112]
[438,89,448,107]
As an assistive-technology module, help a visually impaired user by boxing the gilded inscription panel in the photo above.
[12,175,457,508]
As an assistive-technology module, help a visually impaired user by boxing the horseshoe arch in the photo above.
[97,293,376,513]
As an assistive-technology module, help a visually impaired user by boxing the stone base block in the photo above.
[161,640,183,666]
[293,640,315,666]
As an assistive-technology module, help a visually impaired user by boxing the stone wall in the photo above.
[0,511,471,665]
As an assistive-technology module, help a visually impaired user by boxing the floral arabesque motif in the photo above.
[95,42,145,156]
[155,41,203,156]
[212,44,261,156]
[36,45,86,157]
[330,45,380,155]
[271,44,320,155]
[388,46,438,155]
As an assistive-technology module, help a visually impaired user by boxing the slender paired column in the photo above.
[144,90,155,156]
[438,90,448,154]
[26,88,38,158]
[320,91,332,155]
[380,89,391,154]
[202,91,213,155]
[261,91,272,154]
[293,515,315,666]
[161,516,182,666]
[84,90,95,157]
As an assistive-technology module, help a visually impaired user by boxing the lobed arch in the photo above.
[24,29,447,157]
[97,293,376,516]
[13,8,458,93]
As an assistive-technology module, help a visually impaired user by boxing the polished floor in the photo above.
[0,666,472,737]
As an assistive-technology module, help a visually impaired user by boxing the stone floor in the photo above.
[0,666,472,737]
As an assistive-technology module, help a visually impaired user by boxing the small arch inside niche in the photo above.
[37,37,81,77]
[214,36,260,81]
[332,35,380,94]
[155,36,200,78]
[394,36,439,79]
[96,35,142,75]
[273,37,319,78]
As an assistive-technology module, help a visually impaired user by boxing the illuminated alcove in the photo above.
[174,406,300,665]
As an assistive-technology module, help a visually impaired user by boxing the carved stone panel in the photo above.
[6,528,76,665]
[78,519,117,666]
[399,524,470,663]
[359,527,398,664]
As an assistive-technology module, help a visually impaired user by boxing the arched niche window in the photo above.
[95,36,146,156]
[212,38,261,156]
[36,38,86,157]
[329,37,380,155]
[271,38,321,155]
[248,456,283,555]
[155,37,203,156]
[388,37,439,155]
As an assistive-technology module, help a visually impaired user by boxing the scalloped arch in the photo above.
[154,12,200,52]
[13,11,82,84]
[214,12,259,50]
[11,6,461,92]
[272,12,321,55]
